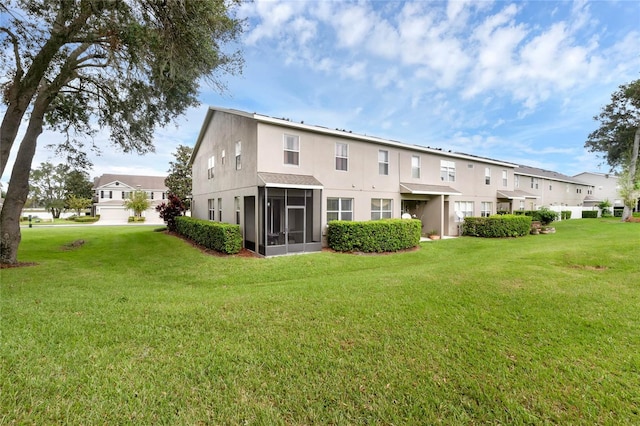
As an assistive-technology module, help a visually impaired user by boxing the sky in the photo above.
[2,0,640,190]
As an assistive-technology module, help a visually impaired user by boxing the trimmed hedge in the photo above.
[561,210,572,220]
[582,210,598,219]
[175,216,242,254]
[327,219,421,253]
[514,208,557,225]
[463,215,532,238]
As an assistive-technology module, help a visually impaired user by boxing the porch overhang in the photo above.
[400,183,461,196]
[497,190,540,200]
[258,172,323,189]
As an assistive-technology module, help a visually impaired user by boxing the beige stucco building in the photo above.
[190,107,600,256]
[93,174,168,224]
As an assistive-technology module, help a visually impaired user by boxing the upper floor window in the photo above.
[411,155,421,179]
[531,177,538,189]
[515,175,520,188]
[218,197,222,221]
[221,149,226,165]
[284,134,299,166]
[235,197,240,225]
[441,160,456,182]
[485,167,491,185]
[378,150,389,175]
[327,198,353,221]
[208,155,215,179]
[235,141,241,170]
[335,143,348,171]
[502,170,508,187]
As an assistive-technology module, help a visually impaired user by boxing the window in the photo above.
[284,134,299,166]
[108,191,112,199]
[549,185,552,191]
[502,170,508,187]
[481,202,492,217]
[149,191,154,200]
[519,200,525,210]
[218,198,222,221]
[485,167,491,185]
[162,192,166,200]
[208,199,215,221]
[335,143,348,171]
[531,177,538,189]
[515,175,520,188]
[378,150,389,175]
[235,197,240,225]
[221,149,225,165]
[576,188,582,194]
[121,191,125,199]
[440,160,456,182]
[454,201,474,221]
[208,155,215,179]
[235,141,241,170]
[327,198,353,221]
[411,155,421,178]
[371,198,392,220]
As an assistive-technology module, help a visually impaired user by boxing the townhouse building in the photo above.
[93,174,168,223]
[189,107,598,256]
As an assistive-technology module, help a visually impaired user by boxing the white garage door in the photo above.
[97,206,131,223]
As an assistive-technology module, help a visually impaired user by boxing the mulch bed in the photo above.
[166,230,260,258]
[1,262,38,269]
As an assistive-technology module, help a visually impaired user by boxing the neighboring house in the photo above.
[573,172,622,208]
[93,174,168,223]
[189,107,619,256]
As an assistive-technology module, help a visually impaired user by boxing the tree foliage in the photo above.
[65,169,94,200]
[67,194,93,216]
[165,144,193,209]
[0,0,243,263]
[29,162,69,218]
[586,79,640,221]
[123,190,150,218]
[156,194,187,232]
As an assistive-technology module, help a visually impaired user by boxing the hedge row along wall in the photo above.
[327,219,421,253]
[175,216,242,254]
[463,215,532,238]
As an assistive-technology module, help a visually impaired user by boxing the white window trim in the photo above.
[283,134,300,166]
[378,150,389,176]
[335,143,348,171]
[327,197,353,221]
[411,155,421,179]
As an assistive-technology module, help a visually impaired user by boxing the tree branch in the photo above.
[0,27,22,78]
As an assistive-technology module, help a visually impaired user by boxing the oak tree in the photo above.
[0,0,243,263]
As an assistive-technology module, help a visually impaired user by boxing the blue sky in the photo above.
[3,0,640,188]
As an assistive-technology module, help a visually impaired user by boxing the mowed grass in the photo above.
[1,220,639,424]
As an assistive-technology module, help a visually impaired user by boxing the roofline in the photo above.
[189,106,519,168]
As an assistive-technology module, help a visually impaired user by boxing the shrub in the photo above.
[327,219,421,253]
[128,216,145,223]
[514,208,558,225]
[463,215,531,238]
[582,210,598,218]
[561,210,572,220]
[175,216,242,254]
[73,216,99,223]
[156,194,187,232]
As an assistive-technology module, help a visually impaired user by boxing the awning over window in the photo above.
[258,172,323,189]
[497,190,540,200]
[400,183,461,195]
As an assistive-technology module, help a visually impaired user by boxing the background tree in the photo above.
[0,0,243,264]
[586,79,640,221]
[617,167,640,219]
[165,145,193,210]
[67,195,93,216]
[29,162,69,218]
[123,190,150,220]
[65,169,94,200]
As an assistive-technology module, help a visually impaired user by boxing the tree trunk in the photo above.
[0,103,46,264]
[622,128,640,221]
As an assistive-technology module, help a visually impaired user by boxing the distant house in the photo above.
[188,107,620,256]
[92,174,168,223]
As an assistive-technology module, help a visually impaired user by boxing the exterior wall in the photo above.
[191,110,258,221]
[514,174,593,208]
[574,172,622,206]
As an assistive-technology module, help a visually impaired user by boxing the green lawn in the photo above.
[1,220,639,424]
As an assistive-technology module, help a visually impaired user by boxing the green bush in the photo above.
[73,216,99,223]
[514,208,557,225]
[582,210,598,218]
[175,216,242,254]
[463,215,532,238]
[561,210,572,220]
[128,216,146,223]
[327,219,421,253]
